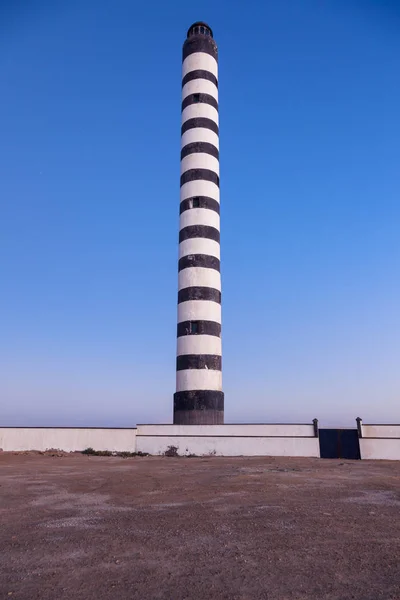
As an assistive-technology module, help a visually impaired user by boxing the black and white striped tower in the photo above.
[173,22,223,425]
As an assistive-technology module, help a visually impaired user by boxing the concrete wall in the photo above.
[0,424,318,456]
[136,435,319,457]
[362,425,400,438]
[136,424,319,457]
[2,422,399,459]
[0,428,137,453]
[360,439,400,461]
[137,424,315,437]
[359,424,400,460]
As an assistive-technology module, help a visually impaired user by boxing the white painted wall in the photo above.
[358,424,400,460]
[0,424,317,456]
[362,425,400,438]
[1,423,399,459]
[0,428,137,453]
[360,439,400,460]
[136,424,319,457]
[136,434,319,457]
[137,424,315,437]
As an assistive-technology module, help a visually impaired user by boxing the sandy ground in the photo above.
[0,454,399,600]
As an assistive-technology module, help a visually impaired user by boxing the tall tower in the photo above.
[173,22,224,425]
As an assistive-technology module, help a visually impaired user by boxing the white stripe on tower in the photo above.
[181,127,219,149]
[173,22,224,425]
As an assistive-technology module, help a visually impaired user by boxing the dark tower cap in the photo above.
[187,22,214,39]
[183,22,217,60]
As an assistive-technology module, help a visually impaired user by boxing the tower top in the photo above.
[187,22,213,39]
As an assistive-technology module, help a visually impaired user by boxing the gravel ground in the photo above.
[0,454,399,600]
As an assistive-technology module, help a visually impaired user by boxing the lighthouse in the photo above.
[173,22,224,425]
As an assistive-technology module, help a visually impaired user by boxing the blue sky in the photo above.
[1,0,399,427]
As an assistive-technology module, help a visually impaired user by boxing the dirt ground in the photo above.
[0,454,399,600]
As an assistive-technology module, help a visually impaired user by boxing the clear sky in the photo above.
[1,0,399,427]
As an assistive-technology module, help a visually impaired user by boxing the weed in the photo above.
[81,448,149,457]
[164,445,179,457]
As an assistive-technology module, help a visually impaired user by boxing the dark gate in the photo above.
[319,429,361,459]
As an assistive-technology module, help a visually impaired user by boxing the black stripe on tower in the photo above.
[174,390,224,412]
[178,286,221,303]
[180,197,220,214]
[181,118,219,136]
[183,36,218,61]
[179,225,220,243]
[181,142,219,160]
[182,70,218,88]
[182,93,218,112]
[176,354,222,371]
[178,254,220,271]
[177,320,221,337]
[180,169,219,187]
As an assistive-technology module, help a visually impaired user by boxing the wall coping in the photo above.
[136,423,314,426]
[363,424,400,427]
[0,426,137,430]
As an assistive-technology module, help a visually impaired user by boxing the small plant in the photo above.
[82,447,96,455]
[164,445,179,457]
[118,451,149,458]
[91,449,112,456]
[81,448,149,457]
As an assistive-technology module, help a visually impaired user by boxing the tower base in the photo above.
[173,390,224,425]
[174,409,224,425]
